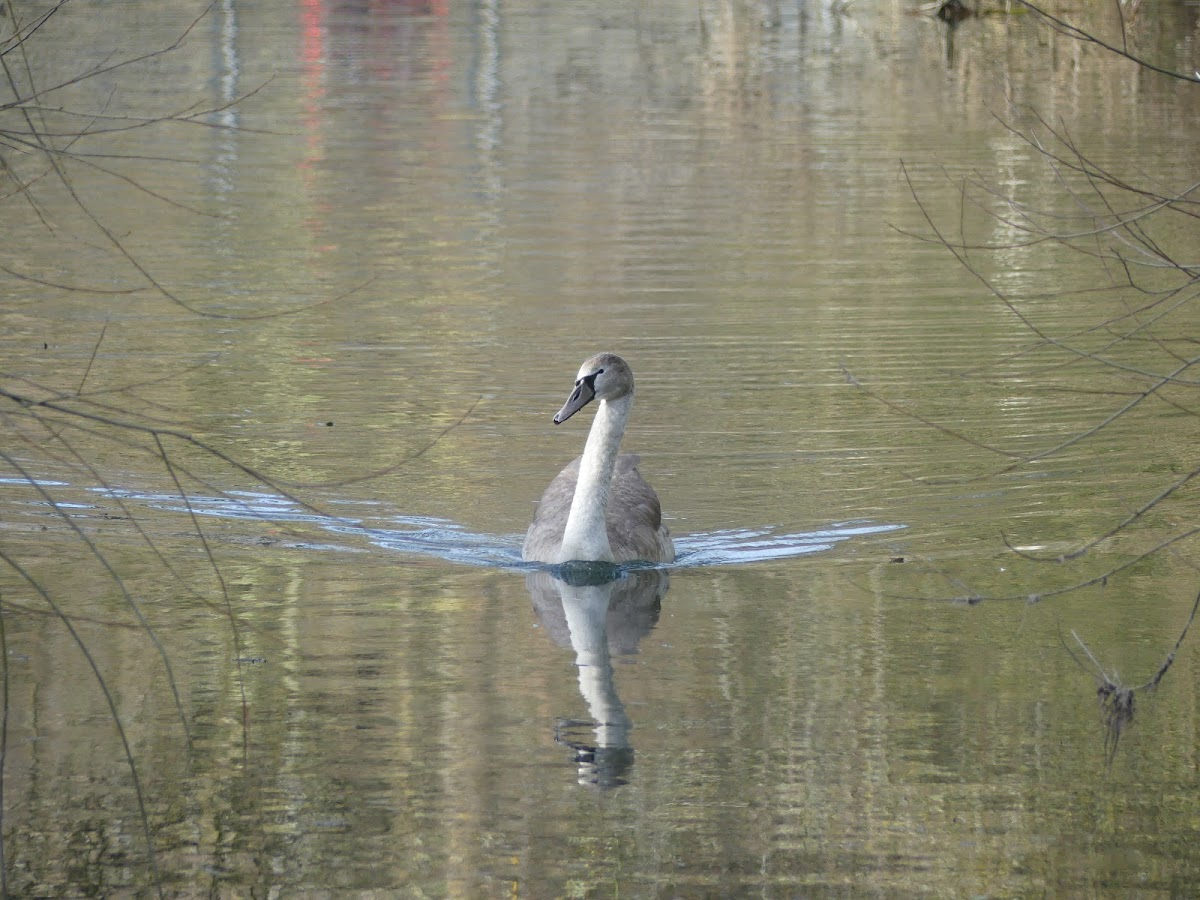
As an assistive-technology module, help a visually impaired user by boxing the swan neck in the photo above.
[559,395,631,562]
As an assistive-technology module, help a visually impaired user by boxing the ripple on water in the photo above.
[0,479,906,570]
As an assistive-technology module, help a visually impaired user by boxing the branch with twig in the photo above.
[1006,0,1200,84]
[862,87,1200,759]
[0,3,483,892]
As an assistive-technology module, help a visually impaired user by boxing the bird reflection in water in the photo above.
[526,563,668,789]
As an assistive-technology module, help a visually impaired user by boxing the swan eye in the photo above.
[596,368,605,375]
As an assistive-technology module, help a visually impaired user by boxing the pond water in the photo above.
[3,0,1200,895]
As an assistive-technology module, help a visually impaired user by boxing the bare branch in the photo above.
[1009,0,1200,83]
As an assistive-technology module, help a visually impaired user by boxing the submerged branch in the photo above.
[881,85,1200,760]
[1065,581,1200,763]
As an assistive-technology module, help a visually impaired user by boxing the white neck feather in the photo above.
[557,394,632,562]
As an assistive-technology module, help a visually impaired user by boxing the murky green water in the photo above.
[3,0,1200,895]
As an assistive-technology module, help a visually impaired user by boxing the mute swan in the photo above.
[522,353,674,564]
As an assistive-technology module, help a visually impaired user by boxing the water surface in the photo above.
[2,0,1200,895]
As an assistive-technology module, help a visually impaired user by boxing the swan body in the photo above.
[522,353,674,564]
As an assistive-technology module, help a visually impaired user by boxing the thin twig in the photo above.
[0,550,162,899]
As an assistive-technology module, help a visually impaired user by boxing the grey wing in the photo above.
[522,456,582,562]
[606,455,674,563]
[522,454,675,564]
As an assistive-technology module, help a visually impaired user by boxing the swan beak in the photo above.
[553,379,596,424]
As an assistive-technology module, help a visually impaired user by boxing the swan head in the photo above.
[553,352,634,424]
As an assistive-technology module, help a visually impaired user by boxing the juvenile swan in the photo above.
[523,353,674,564]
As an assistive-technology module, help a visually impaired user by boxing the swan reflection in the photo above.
[527,564,668,788]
